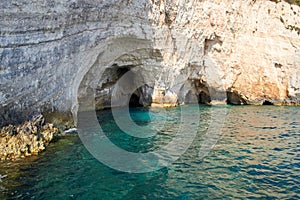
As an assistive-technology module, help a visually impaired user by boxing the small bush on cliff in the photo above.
[270,0,300,6]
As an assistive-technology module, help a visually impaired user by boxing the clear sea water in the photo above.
[0,105,299,199]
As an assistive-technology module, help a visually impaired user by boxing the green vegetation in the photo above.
[270,0,300,5]
[287,24,300,34]
[284,0,300,5]
[279,15,300,35]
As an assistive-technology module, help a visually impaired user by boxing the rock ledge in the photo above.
[0,115,58,161]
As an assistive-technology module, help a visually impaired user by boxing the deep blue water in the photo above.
[0,105,299,199]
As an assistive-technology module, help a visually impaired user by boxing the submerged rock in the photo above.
[0,115,58,161]
[0,174,7,182]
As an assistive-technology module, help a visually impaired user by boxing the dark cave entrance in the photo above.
[94,65,132,110]
[262,100,273,105]
[94,64,150,109]
[198,91,211,104]
[226,91,247,105]
[181,90,211,105]
[129,92,143,107]
[192,80,212,105]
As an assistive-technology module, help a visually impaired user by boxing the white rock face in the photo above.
[0,0,299,126]
[151,0,300,105]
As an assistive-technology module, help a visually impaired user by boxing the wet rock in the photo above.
[0,115,58,161]
[0,174,7,182]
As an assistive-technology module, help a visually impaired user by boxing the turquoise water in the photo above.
[0,105,299,199]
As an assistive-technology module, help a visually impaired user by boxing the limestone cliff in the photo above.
[0,0,299,126]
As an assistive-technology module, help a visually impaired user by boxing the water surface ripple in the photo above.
[0,105,299,199]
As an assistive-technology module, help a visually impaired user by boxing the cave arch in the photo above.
[72,37,161,124]
[94,64,151,109]
[226,91,247,105]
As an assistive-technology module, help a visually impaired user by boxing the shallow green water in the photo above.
[0,105,299,199]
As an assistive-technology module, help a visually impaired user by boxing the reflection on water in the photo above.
[0,105,299,199]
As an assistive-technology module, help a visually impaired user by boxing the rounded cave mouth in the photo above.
[198,91,211,104]
[89,64,152,110]
[184,83,250,106]
[226,91,247,105]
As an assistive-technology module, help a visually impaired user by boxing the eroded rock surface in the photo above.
[0,115,58,160]
[151,0,300,105]
[0,0,299,126]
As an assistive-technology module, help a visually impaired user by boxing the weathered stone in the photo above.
[0,115,58,160]
[0,0,299,126]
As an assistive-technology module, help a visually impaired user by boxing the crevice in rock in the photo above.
[274,63,283,68]
[164,2,178,26]
[129,88,144,107]
[204,33,223,55]
[198,91,211,104]
[262,100,274,105]
[226,90,247,105]
[187,79,212,104]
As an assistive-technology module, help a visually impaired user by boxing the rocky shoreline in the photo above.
[1,102,300,161]
[0,115,58,161]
